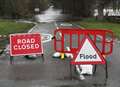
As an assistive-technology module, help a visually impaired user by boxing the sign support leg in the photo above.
[10,56,14,64]
[93,65,97,75]
[69,62,73,80]
[41,54,44,57]
[105,60,108,79]
[41,54,44,62]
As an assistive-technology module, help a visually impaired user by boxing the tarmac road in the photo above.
[0,22,119,87]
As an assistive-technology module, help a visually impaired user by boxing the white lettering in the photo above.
[13,44,40,50]
[30,44,34,49]
[35,44,40,49]
[21,45,26,49]
[22,39,26,43]
[17,38,36,44]
[13,45,18,50]
[17,39,21,44]
[31,38,35,43]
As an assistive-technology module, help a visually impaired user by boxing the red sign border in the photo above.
[71,35,105,65]
[10,33,43,56]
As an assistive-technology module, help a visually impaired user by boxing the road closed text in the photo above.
[13,38,40,50]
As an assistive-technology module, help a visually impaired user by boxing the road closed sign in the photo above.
[10,33,43,56]
[71,36,105,65]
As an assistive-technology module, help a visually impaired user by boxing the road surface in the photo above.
[0,22,119,87]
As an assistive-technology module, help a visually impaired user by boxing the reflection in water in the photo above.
[35,6,62,22]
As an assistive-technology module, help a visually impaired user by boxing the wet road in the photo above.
[0,22,119,87]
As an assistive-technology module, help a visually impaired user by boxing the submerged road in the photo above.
[0,22,119,87]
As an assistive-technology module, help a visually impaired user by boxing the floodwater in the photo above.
[35,6,63,22]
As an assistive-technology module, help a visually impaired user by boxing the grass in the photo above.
[74,18,120,39]
[0,19,34,35]
[0,19,34,48]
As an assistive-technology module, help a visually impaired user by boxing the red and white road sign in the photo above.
[10,33,43,56]
[71,36,105,65]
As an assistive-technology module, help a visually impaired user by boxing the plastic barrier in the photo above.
[54,28,114,79]
[54,28,114,56]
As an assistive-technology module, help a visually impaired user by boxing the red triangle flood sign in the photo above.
[71,36,105,65]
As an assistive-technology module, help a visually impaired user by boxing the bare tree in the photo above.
[96,0,112,20]
[0,0,49,19]
[52,0,95,17]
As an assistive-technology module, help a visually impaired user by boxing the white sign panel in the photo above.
[71,36,105,64]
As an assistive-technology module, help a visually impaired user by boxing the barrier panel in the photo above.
[54,28,114,56]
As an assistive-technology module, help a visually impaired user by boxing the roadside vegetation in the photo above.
[0,19,34,49]
[76,18,120,39]
[0,19,34,35]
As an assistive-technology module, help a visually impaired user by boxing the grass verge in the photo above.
[0,19,34,35]
[74,18,120,39]
[0,19,34,48]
